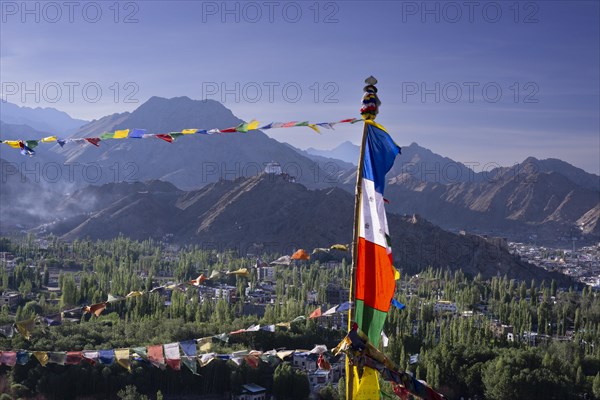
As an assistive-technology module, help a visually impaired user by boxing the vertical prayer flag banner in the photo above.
[355,120,400,345]
[353,120,400,399]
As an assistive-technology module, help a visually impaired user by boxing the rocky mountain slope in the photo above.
[41,173,572,284]
[49,96,347,190]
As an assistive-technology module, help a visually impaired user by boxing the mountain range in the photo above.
[1,96,598,248]
[30,173,572,285]
[0,101,87,134]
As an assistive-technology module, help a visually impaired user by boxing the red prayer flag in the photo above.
[317,354,331,370]
[291,249,310,260]
[309,307,322,319]
[66,351,83,365]
[84,138,101,147]
[148,345,165,369]
[85,302,107,317]
[166,358,180,370]
[244,355,260,369]
[155,134,173,143]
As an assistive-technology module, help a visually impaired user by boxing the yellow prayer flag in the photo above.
[113,129,130,139]
[308,124,321,134]
[246,120,260,131]
[182,129,198,134]
[126,291,144,298]
[115,348,131,371]
[332,336,351,356]
[227,268,250,278]
[34,351,49,367]
[198,338,212,352]
[16,318,35,339]
[41,136,57,142]
[330,244,349,251]
[5,140,21,149]
[394,268,401,281]
[352,366,380,399]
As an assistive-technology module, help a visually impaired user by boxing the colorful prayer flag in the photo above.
[355,121,400,345]
[82,351,99,365]
[84,302,107,317]
[352,120,400,399]
[164,343,181,370]
[16,351,30,365]
[66,351,83,365]
[115,348,131,370]
[291,249,310,260]
[309,307,322,319]
[155,134,174,143]
[48,352,67,365]
[148,345,165,369]
[98,350,115,365]
[33,351,49,367]
[113,129,130,139]
[180,341,198,375]
[129,129,146,138]
[0,351,17,366]
[84,138,101,147]
[4,140,21,149]
[391,299,406,310]
[15,318,35,340]
[323,305,337,316]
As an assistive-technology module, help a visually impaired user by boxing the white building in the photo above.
[434,301,457,313]
[264,162,282,175]
[293,352,318,373]
[257,266,275,282]
[1,291,21,308]
[309,369,333,391]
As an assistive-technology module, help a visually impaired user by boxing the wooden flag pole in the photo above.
[346,76,380,400]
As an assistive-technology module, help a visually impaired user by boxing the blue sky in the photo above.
[1,1,599,174]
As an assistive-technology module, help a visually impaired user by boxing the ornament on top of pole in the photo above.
[360,76,381,121]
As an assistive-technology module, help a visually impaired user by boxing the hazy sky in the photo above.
[1,1,599,174]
